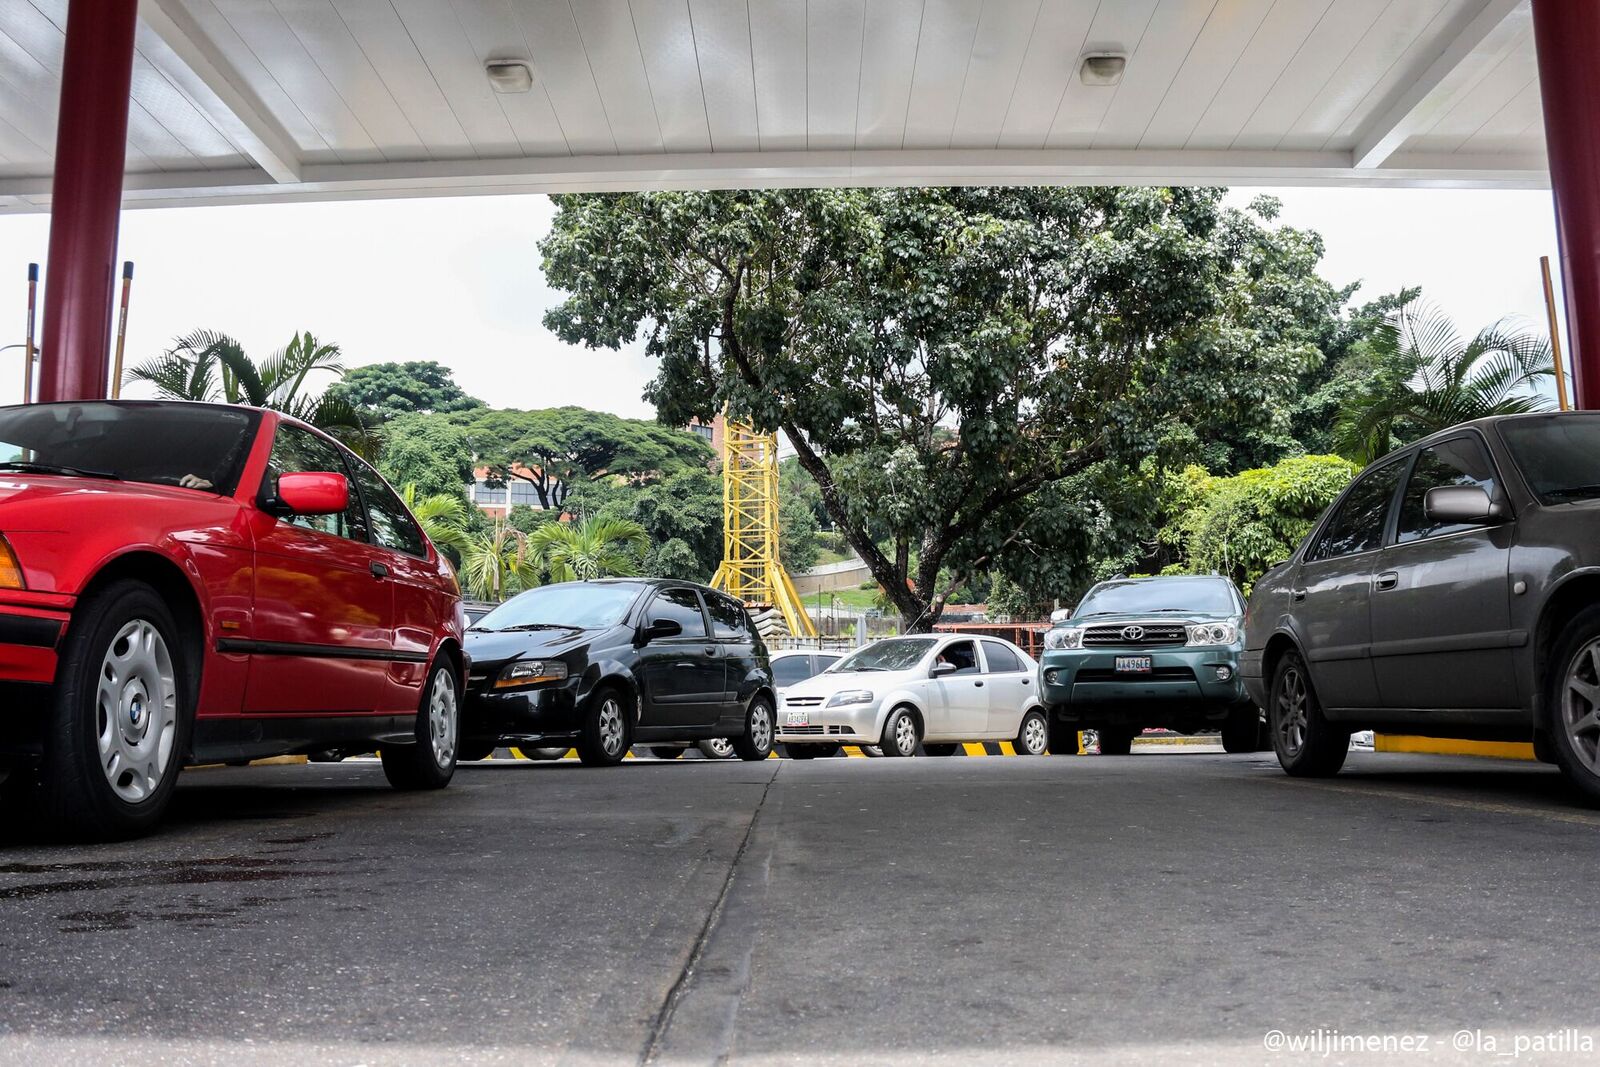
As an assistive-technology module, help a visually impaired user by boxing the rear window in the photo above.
[772,656,815,686]
[1500,414,1600,505]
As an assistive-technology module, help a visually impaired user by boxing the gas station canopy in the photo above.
[0,0,1550,212]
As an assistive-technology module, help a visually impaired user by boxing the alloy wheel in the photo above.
[749,703,773,752]
[1276,666,1308,757]
[702,738,734,759]
[429,669,458,768]
[598,696,625,757]
[1021,715,1048,755]
[1561,639,1600,775]
[892,713,917,756]
[95,619,178,804]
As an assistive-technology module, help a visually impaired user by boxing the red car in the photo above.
[0,400,465,838]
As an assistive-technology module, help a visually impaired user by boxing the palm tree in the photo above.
[125,329,374,454]
[1335,302,1556,465]
[529,516,649,582]
[400,484,469,554]
[458,522,542,601]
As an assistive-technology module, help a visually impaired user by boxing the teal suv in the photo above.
[1038,576,1263,755]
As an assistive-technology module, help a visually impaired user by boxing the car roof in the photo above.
[1371,409,1600,465]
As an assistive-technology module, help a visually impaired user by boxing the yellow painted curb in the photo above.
[250,754,309,766]
[1374,734,1535,761]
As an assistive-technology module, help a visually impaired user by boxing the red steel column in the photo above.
[1532,0,1600,410]
[38,0,139,403]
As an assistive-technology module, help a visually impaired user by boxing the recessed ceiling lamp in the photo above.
[486,60,533,94]
[1079,52,1127,86]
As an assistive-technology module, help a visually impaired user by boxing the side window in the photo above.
[1308,459,1406,561]
[348,458,427,557]
[772,656,814,686]
[706,594,751,641]
[936,640,980,676]
[1397,436,1499,544]
[816,655,841,672]
[265,425,362,541]
[649,587,708,638]
[982,640,1024,674]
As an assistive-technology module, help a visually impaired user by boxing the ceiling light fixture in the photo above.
[486,60,533,94]
[1079,52,1127,86]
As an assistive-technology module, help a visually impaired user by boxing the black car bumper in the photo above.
[463,679,584,744]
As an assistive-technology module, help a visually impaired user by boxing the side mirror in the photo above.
[931,661,957,678]
[1424,485,1501,525]
[276,472,348,516]
[641,618,683,643]
[1049,608,1071,625]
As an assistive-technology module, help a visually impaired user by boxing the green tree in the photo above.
[1160,455,1358,591]
[563,468,723,580]
[458,522,541,601]
[399,483,469,555]
[542,187,1339,629]
[1336,302,1555,464]
[126,329,373,453]
[464,406,713,511]
[778,459,822,575]
[329,360,486,421]
[529,516,649,582]
[377,413,477,500]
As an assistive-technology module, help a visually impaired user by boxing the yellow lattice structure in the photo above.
[710,420,817,637]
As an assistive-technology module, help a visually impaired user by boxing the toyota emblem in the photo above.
[1121,625,1145,642]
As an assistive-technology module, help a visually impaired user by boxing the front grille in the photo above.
[1076,666,1196,683]
[784,725,825,735]
[784,696,824,708]
[1083,624,1186,648]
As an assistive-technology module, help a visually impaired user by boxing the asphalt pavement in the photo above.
[2,749,1597,1066]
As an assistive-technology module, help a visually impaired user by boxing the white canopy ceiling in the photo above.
[0,0,1550,212]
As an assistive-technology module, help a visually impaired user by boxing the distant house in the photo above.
[467,463,557,519]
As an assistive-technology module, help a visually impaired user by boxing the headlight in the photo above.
[1044,627,1084,650]
[825,689,875,708]
[1186,621,1240,646]
[495,659,570,688]
[0,534,22,590]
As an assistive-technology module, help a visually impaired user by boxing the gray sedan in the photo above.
[1242,412,1600,804]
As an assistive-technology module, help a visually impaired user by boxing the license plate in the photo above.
[1115,656,1153,674]
[785,712,810,727]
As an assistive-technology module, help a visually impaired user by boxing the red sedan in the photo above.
[0,400,465,838]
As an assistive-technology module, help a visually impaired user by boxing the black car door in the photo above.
[636,586,723,729]
[705,592,756,716]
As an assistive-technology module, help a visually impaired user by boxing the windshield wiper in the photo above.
[1544,484,1600,501]
[497,622,583,632]
[0,460,119,480]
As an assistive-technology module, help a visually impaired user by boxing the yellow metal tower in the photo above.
[710,420,817,637]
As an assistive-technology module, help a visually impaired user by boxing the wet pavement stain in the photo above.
[0,856,333,902]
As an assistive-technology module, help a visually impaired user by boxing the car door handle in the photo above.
[1021,678,1031,684]
[703,646,718,656]
[369,561,389,579]
[1375,571,1399,591]
[1291,588,1306,602]
[974,680,984,687]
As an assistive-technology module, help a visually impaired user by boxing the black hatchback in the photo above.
[461,579,776,766]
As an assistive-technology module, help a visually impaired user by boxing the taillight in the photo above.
[0,534,23,590]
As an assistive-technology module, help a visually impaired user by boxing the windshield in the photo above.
[830,637,935,673]
[1076,578,1237,618]
[473,582,644,631]
[0,402,258,494]
[1499,414,1600,504]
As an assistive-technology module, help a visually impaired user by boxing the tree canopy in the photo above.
[377,413,477,500]
[329,360,486,421]
[542,187,1344,629]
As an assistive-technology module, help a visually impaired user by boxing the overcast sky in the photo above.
[0,187,1568,414]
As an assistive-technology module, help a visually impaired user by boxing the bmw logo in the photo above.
[1121,625,1145,642]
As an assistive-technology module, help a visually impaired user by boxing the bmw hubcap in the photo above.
[95,620,177,804]
[1562,640,1600,775]
[429,670,458,767]
[598,698,624,756]
[1276,668,1308,757]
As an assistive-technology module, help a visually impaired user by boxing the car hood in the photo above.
[1067,611,1231,627]
[782,667,923,701]
[0,473,210,530]
[464,625,605,666]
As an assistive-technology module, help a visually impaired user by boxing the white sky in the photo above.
[0,187,1568,414]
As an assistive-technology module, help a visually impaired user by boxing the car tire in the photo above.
[1015,709,1050,756]
[698,738,736,760]
[649,746,684,759]
[381,659,460,791]
[1220,703,1264,754]
[730,695,775,761]
[1270,650,1349,777]
[1544,606,1600,805]
[456,741,496,763]
[1047,720,1079,755]
[879,707,919,757]
[577,685,632,766]
[35,579,194,840]
[922,743,958,757]
[1097,728,1135,756]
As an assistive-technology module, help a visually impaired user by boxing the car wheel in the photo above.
[879,707,919,757]
[649,746,684,759]
[35,580,193,839]
[577,686,632,766]
[1047,720,1079,755]
[698,738,736,760]
[381,659,460,791]
[1015,709,1050,756]
[1097,728,1135,756]
[859,745,883,757]
[456,741,496,763]
[1270,650,1349,777]
[1546,606,1600,805]
[1220,703,1264,754]
[922,743,958,757]
[730,695,775,761]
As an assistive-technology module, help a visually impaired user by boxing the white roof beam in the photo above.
[1353,0,1529,171]
[136,0,302,184]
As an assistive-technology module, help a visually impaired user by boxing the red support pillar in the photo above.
[37,0,139,404]
[1532,0,1600,410]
